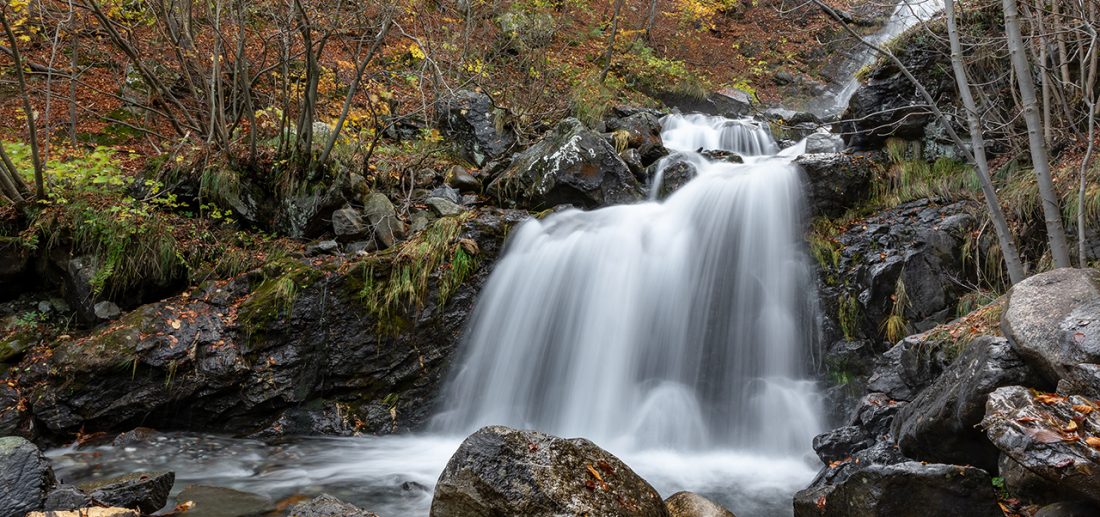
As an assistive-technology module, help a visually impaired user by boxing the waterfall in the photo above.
[435,114,824,458]
[818,0,942,115]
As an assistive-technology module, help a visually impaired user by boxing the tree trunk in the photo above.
[1003,0,1072,268]
[599,0,626,83]
[0,7,45,199]
[945,0,1026,284]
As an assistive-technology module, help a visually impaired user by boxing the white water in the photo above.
[49,114,825,517]
[822,0,942,115]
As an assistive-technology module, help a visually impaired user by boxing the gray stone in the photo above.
[44,485,92,511]
[430,185,461,204]
[426,197,465,217]
[803,132,844,154]
[488,118,644,210]
[430,426,668,517]
[1035,501,1100,517]
[345,241,376,255]
[438,90,516,167]
[795,153,872,218]
[287,494,375,517]
[664,491,735,517]
[94,301,122,320]
[445,166,482,193]
[1003,268,1100,385]
[362,193,405,249]
[331,207,367,238]
[0,436,56,517]
[306,240,340,257]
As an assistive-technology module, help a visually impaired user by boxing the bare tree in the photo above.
[0,5,46,199]
[944,0,1025,283]
[1003,0,1072,268]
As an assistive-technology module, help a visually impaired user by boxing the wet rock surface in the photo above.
[6,209,527,441]
[794,153,872,218]
[488,118,644,210]
[431,426,669,517]
[81,471,175,514]
[892,336,1044,470]
[287,494,377,517]
[0,436,56,517]
[664,491,736,517]
[174,485,275,517]
[438,90,516,167]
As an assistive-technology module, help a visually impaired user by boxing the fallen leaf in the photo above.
[1073,404,1095,415]
[1036,393,1065,405]
[1086,437,1100,448]
[1066,420,1080,432]
[169,319,181,330]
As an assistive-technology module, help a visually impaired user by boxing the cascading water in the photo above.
[47,114,828,517]
[431,113,825,513]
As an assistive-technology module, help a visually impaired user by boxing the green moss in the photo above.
[352,213,478,334]
[838,292,861,341]
[238,259,325,336]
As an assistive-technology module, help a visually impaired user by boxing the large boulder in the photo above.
[655,88,753,118]
[362,193,405,249]
[438,90,516,167]
[865,335,953,403]
[430,426,668,517]
[1002,268,1100,386]
[892,336,1045,470]
[0,436,56,517]
[983,386,1100,505]
[287,494,375,517]
[795,462,1001,517]
[794,153,872,218]
[489,118,644,209]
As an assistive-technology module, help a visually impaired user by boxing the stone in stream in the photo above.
[80,471,175,514]
[430,425,669,517]
[287,494,377,517]
[44,485,93,511]
[0,436,56,517]
[664,491,736,517]
[174,485,275,517]
[27,509,138,517]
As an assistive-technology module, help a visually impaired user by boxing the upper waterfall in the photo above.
[435,114,824,457]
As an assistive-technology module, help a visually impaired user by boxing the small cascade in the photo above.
[436,113,824,462]
[819,0,942,115]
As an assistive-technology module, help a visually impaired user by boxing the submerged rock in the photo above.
[664,491,736,517]
[892,336,1043,470]
[430,426,668,517]
[0,436,56,517]
[174,485,275,517]
[27,509,138,517]
[488,118,644,209]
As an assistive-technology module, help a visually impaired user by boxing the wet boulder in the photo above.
[983,386,1100,504]
[606,111,663,155]
[664,491,736,517]
[866,335,953,403]
[812,425,873,464]
[1002,268,1100,386]
[438,90,516,167]
[81,471,175,514]
[0,436,56,517]
[794,153,872,218]
[650,156,697,200]
[27,509,138,517]
[488,118,644,209]
[803,133,844,154]
[892,336,1044,470]
[798,462,1001,517]
[287,494,375,517]
[430,425,669,517]
[44,485,93,511]
[655,88,753,118]
[445,165,482,193]
[175,485,275,517]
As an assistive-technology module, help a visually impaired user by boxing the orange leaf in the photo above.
[1073,404,1094,415]
[1087,437,1100,448]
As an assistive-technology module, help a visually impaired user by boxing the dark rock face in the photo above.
[1002,268,1100,385]
[489,118,644,210]
[794,153,872,218]
[0,436,56,517]
[438,90,516,167]
[287,494,376,517]
[430,426,669,517]
[796,462,1001,517]
[983,386,1100,505]
[650,157,697,200]
[605,112,663,153]
[9,209,527,441]
[839,29,955,150]
[82,472,175,514]
[812,425,873,464]
[44,485,93,511]
[664,491,736,517]
[865,335,952,403]
[892,337,1045,470]
[655,89,752,118]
